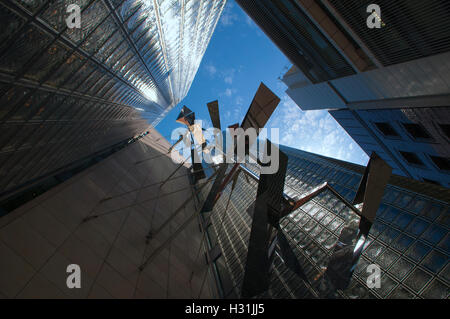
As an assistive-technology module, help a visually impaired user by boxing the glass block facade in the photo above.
[199,146,449,299]
[0,0,225,196]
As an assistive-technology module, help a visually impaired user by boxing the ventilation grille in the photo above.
[328,0,450,66]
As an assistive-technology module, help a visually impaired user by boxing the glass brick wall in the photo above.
[199,146,449,298]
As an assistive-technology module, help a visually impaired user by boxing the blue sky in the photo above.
[156,0,369,166]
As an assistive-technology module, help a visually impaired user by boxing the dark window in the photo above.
[439,124,450,139]
[374,122,399,137]
[399,151,424,166]
[402,123,432,139]
[430,156,450,171]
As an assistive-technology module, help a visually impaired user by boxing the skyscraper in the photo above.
[236,0,450,186]
[0,128,220,298]
[0,0,225,200]
[199,145,449,299]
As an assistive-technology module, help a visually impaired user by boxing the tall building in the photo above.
[198,145,449,299]
[0,128,220,298]
[236,0,450,186]
[0,0,225,201]
[329,107,450,187]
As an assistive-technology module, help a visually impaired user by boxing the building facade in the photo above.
[239,0,450,109]
[0,0,225,199]
[237,0,450,186]
[198,145,449,298]
[329,107,450,187]
[0,128,219,298]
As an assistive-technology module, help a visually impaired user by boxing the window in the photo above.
[439,124,450,139]
[374,122,399,137]
[402,123,432,139]
[399,151,424,166]
[430,156,450,171]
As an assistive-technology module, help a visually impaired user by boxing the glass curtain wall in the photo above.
[199,146,449,299]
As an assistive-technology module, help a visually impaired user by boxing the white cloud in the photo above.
[281,133,294,145]
[224,88,233,97]
[266,93,369,165]
[204,65,236,85]
[221,88,236,98]
[245,16,254,27]
[222,68,236,84]
[220,2,238,27]
[204,63,217,77]
[221,13,237,26]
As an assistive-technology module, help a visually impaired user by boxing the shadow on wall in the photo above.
[0,128,216,299]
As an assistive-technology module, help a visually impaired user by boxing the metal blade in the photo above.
[213,163,240,204]
[353,152,392,223]
[207,100,221,130]
[276,229,308,282]
[246,200,256,219]
[191,148,206,182]
[257,141,288,212]
[176,105,195,126]
[241,82,280,132]
[192,162,206,182]
[241,143,288,298]
[201,163,229,213]
[241,191,271,298]
[230,84,280,160]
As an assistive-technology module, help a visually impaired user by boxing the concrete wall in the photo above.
[0,128,216,298]
[283,51,450,110]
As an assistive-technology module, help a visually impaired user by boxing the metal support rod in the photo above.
[134,152,174,165]
[99,165,219,203]
[81,178,214,222]
[158,142,204,189]
[139,187,214,271]
[167,135,184,154]
[159,155,192,189]
[326,184,362,217]
[213,163,240,203]
[145,169,219,239]
[290,182,329,211]
[136,131,194,165]
[192,168,237,265]
[140,160,222,276]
